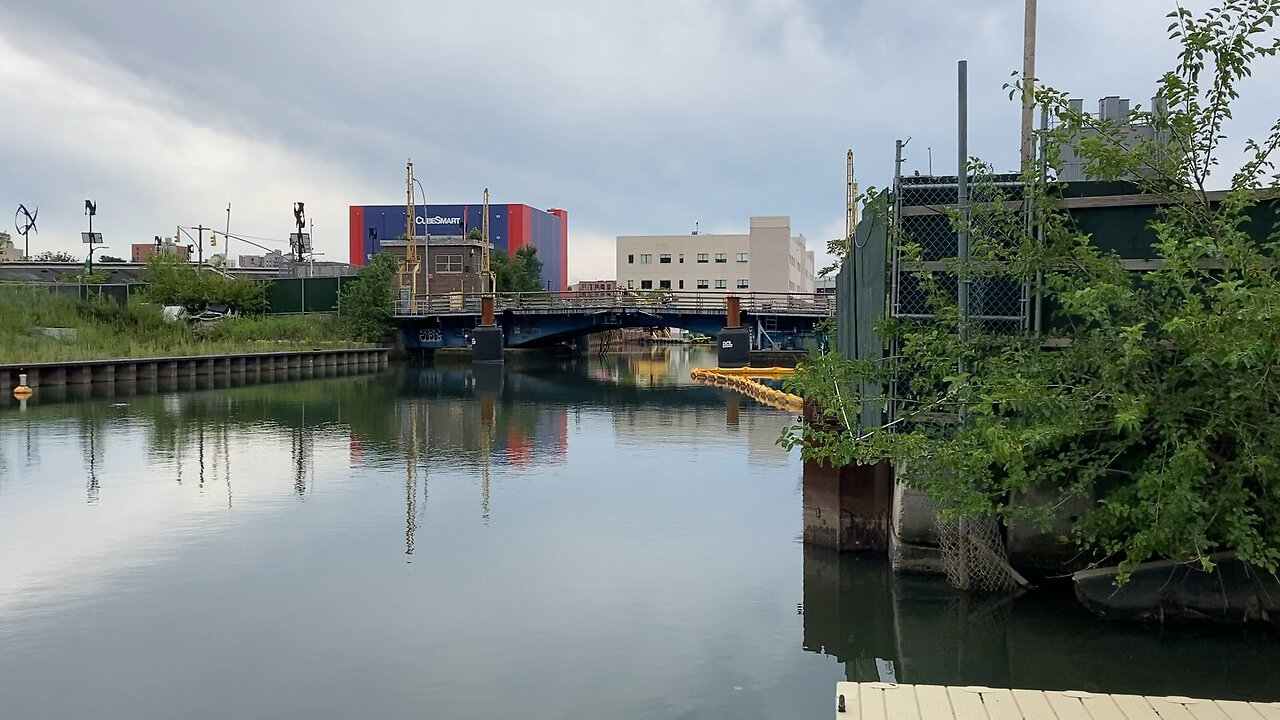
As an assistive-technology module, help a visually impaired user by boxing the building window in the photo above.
[640,254,652,264]
[628,254,634,264]
[640,280,653,289]
[627,280,634,289]
[435,254,463,272]
[659,280,671,289]
[715,279,727,289]
[659,254,672,264]
[678,254,684,264]
[697,279,709,289]
[736,279,749,289]
[714,253,727,263]
[678,280,684,289]
[696,253,709,263]
[736,252,749,262]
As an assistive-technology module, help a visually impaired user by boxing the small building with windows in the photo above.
[615,216,815,296]
[378,232,489,297]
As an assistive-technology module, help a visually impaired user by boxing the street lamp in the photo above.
[84,200,98,273]
[83,245,110,283]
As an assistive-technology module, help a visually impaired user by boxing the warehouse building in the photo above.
[348,203,568,291]
[616,216,815,295]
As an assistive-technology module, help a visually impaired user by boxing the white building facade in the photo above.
[615,216,815,295]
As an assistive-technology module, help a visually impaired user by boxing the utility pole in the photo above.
[225,203,233,268]
[196,225,207,267]
[1021,0,1038,171]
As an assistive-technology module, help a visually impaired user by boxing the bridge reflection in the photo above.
[0,354,791,509]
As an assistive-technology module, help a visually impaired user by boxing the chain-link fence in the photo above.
[890,174,1030,329]
[884,169,1038,594]
[936,511,1022,594]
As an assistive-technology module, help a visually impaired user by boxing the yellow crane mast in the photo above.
[845,149,859,251]
[399,160,420,307]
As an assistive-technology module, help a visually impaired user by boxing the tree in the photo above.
[491,245,544,292]
[139,253,267,314]
[782,0,1280,577]
[338,252,397,342]
[34,250,77,262]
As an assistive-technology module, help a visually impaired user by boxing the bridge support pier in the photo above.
[717,295,750,368]
[574,335,590,356]
[473,295,504,364]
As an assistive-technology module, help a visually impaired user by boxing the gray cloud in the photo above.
[1,0,1273,280]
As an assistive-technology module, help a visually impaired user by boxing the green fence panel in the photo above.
[302,276,341,313]
[264,276,343,314]
[265,278,303,313]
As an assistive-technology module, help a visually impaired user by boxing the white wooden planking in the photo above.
[835,683,1279,720]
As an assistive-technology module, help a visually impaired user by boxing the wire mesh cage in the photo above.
[936,511,1022,594]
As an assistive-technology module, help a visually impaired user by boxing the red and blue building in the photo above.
[348,203,568,291]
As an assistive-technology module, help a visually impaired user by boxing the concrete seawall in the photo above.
[2,348,390,396]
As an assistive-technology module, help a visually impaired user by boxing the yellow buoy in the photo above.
[13,372,32,399]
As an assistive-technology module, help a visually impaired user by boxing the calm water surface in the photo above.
[1,347,1276,719]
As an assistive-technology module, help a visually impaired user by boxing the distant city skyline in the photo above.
[1,1,1273,283]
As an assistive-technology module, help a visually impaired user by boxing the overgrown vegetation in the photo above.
[0,286,353,363]
[492,245,544,292]
[138,253,268,314]
[782,0,1280,576]
[337,251,397,342]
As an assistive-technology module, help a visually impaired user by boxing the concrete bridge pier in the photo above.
[473,295,504,364]
[717,295,750,368]
[573,335,590,356]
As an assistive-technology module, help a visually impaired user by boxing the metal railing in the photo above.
[394,290,835,317]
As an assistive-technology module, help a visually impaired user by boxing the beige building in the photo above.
[615,216,815,295]
[0,232,22,262]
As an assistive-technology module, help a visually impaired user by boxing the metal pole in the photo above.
[957,60,970,346]
[1021,0,1038,171]
[225,203,233,268]
[891,139,904,317]
[957,58,973,585]
[198,225,205,268]
[88,212,93,275]
[1034,104,1048,334]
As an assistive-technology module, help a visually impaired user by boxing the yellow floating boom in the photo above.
[689,366,794,378]
[690,368,804,413]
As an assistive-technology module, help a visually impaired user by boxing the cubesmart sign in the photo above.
[349,204,516,265]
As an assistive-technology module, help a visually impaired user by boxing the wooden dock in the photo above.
[835,682,1280,720]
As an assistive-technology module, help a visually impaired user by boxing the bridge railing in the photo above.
[395,291,835,316]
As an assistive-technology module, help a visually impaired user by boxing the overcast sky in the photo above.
[2,0,1277,281]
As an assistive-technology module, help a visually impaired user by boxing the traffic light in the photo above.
[209,233,217,246]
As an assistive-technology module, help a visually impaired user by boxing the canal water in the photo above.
[0,346,1276,720]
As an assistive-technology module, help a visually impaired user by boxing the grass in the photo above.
[0,286,368,364]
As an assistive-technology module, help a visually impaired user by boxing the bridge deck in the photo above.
[394,290,834,318]
[834,682,1280,720]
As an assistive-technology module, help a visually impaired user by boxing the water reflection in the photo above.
[1,350,1277,719]
[800,546,1280,701]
